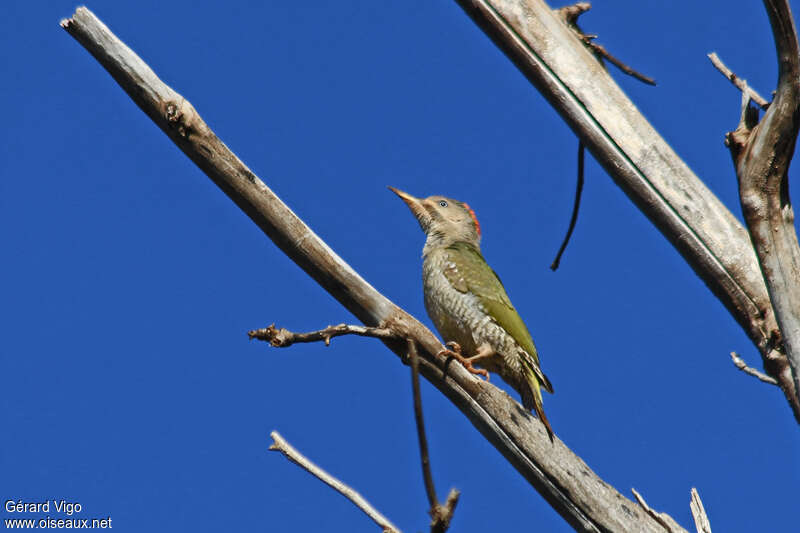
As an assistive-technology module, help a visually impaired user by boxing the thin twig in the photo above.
[551,141,585,270]
[269,431,401,533]
[249,323,398,347]
[410,340,438,509]
[730,352,778,385]
[631,488,678,533]
[556,3,656,85]
[689,488,712,533]
[409,340,460,532]
[707,52,770,110]
[587,42,656,85]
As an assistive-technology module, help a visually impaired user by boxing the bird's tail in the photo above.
[522,365,555,442]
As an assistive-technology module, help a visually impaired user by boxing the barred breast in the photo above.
[422,249,526,382]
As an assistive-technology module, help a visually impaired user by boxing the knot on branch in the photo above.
[164,99,197,138]
[767,328,784,354]
[725,95,760,164]
[248,324,298,347]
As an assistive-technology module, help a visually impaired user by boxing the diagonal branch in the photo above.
[726,0,800,404]
[60,8,686,531]
[730,351,779,385]
[269,431,402,533]
[452,0,799,420]
[707,52,770,110]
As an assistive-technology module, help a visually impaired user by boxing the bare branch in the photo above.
[408,340,460,532]
[689,488,712,533]
[730,352,779,385]
[452,0,798,420]
[410,340,439,511]
[249,323,398,347]
[556,2,656,85]
[707,52,770,110]
[551,141,585,271]
[726,0,800,406]
[631,488,682,533]
[586,42,656,86]
[61,7,686,531]
[269,431,401,533]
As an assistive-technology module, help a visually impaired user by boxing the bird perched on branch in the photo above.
[390,187,554,440]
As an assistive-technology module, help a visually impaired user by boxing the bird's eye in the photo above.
[439,200,448,207]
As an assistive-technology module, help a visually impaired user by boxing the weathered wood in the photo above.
[452,0,800,420]
[689,488,712,533]
[61,7,685,532]
[728,0,800,408]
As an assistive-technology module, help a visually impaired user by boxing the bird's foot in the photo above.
[437,342,490,381]
[445,341,462,354]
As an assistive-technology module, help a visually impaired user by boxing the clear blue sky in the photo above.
[3,1,799,531]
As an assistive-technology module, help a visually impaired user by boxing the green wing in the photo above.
[444,242,553,393]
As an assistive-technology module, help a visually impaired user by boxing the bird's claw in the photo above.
[445,341,462,354]
[463,361,490,382]
[437,343,490,382]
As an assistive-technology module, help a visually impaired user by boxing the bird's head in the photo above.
[389,187,481,255]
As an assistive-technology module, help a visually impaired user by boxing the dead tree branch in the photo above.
[631,488,682,533]
[269,431,401,533]
[248,323,398,347]
[452,0,800,420]
[556,2,656,85]
[61,7,686,531]
[707,52,770,110]
[689,488,712,533]
[730,351,779,385]
[725,0,800,404]
[408,340,460,533]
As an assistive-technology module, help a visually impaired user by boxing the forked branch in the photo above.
[453,0,798,420]
[725,0,800,404]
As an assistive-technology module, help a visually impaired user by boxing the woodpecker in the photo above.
[390,187,554,440]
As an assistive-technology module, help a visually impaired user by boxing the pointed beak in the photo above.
[389,186,424,215]
[388,186,430,232]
